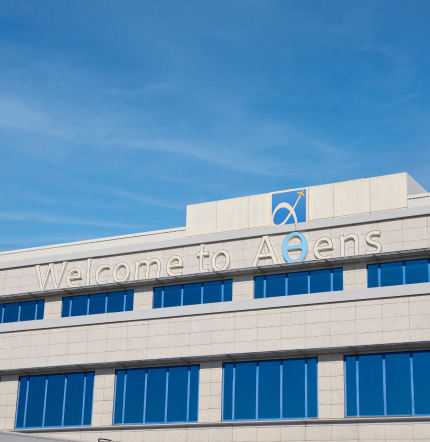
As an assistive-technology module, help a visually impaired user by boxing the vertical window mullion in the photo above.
[280,361,283,418]
[256,363,259,420]
[122,371,127,424]
[382,355,387,416]
[221,282,224,302]
[200,283,204,304]
[23,377,30,428]
[68,298,72,317]
[61,375,68,426]
[143,369,148,423]
[42,376,48,427]
[285,274,288,297]
[181,285,184,306]
[428,258,430,283]
[263,277,266,298]
[232,364,236,420]
[34,302,38,321]
[1,305,4,323]
[356,356,359,416]
[330,269,334,291]
[86,295,90,315]
[410,352,415,416]
[18,303,22,322]
[164,369,169,423]
[307,272,310,294]
[104,293,108,314]
[162,288,165,308]
[378,264,381,287]
[80,374,87,425]
[304,359,308,418]
[186,367,191,421]
[402,262,406,285]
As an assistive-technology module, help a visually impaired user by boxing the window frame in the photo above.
[0,299,45,323]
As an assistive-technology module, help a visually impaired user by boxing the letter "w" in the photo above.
[36,262,68,291]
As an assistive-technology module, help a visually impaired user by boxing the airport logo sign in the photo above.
[271,188,306,225]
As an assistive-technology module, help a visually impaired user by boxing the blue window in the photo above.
[153,280,232,308]
[15,371,94,428]
[222,358,318,421]
[345,350,430,416]
[113,365,199,424]
[0,299,45,323]
[61,290,133,317]
[255,268,342,299]
[368,259,430,288]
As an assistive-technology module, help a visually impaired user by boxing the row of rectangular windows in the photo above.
[14,350,430,428]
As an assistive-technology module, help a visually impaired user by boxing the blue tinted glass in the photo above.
[83,372,94,425]
[385,353,412,415]
[345,356,357,416]
[125,291,134,311]
[405,259,428,285]
[359,354,384,416]
[380,261,403,287]
[16,377,28,428]
[71,295,88,317]
[367,264,379,288]
[254,276,265,299]
[307,358,318,418]
[44,374,65,427]
[413,351,430,415]
[310,269,331,293]
[64,373,85,426]
[114,370,125,424]
[146,368,167,423]
[36,300,45,320]
[153,287,163,309]
[223,363,233,420]
[266,274,285,298]
[163,285,182,308]
[25,375,46,427]
[203,281,222,304]
[258,360,280,419]
[107,291,125,313]
[189,366,199,422]
[288,272,308,296]
[234,362,257,420]
[20,301,37,322]
[62,297,71,317]
[124,369,146,424]
[167,366,189,422]
[223,280,233,302]
[89,293,106,315]
[3,302,20,323]
[333,268,343,291]
[183,283,201,306]
[283,359,305,418]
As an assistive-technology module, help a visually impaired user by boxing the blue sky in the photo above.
[0,1,429,251]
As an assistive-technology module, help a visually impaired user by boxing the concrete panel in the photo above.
[248,193,271,229]
[334,178,370,217]
[407,173,427,195]
[216,196,248,233]
[370,173,408,212]
[186,202,217,237]
[309,183,334,221]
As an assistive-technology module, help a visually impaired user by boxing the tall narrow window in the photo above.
[0,299,45,324]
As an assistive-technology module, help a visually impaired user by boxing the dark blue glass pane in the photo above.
[44,374,65,427]
[310,269,331,293]
[345,356,357,416]
[254,276,265,299]
[189,366,199,422]
[20,301,37,322]
[125,290,134,311]
[203,280,223,304]
[358,354,384,416]
[307,358,318,418]
[288,272,308,296]
[258,360,280,419]
[223,363,233,420]
[223,280,233,302]
[163,285,182,308]
[124,369,146,424]
[266,274,285,298]
[283,359,305,418]
[61,297,71,317]
[183,283,201,306]
[71,295,88,317]
[145,368,167,423]
[413,351,430,415]
[107,291,125,313]
[385,353,412,415]
[16,377,28,428]
[234,362,257,420]
[380,261,403,287]
[3,302,19,323]
[64,373,85,426]
[89,293,106,315]
[153,287,163,309]
[333,268,343,291]
[367,264,379,288]
[167,366,189,422]
[25,375,46,428]
[36,300,45,320]
[405,259,428,285]
[114,370,125,424]
[83,372,94,426]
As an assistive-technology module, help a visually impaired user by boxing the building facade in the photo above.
[1,172,430,441]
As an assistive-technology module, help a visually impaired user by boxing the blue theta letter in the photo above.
[282,232,307,263]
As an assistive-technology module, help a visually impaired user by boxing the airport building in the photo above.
[1,172,430,441]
